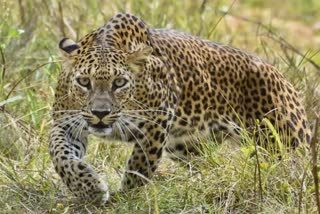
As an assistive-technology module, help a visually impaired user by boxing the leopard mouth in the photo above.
[88,122,113,137]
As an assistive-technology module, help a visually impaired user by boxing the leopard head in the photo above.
[58,38,153,137]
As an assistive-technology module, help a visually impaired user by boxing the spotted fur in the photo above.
[49,13,311,203]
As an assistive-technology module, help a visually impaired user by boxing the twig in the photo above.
[298,165,308,214]
[199,0,207,14]
[253,126,263,208]
[222,11,320,71]
[0,45,6,81]
[18,0,25,24]
[58,2,66,37]
[311,115,320,214]
[4,61,59,110]
[266,34,320,71]
[197,0,207,36]
[207,0,237,39]
[255,140,263,203]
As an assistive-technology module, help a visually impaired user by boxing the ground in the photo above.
[0,0,319,213]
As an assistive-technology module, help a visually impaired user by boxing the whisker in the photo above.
[61,115,83,135]
[52,113,80,121]
[69,117,85,141]
[115,121,128,142]
[128,98,150,110]
[50,114,81,125]
[121,118,152,147]
[123,109,187,123]
[55,115,79,127]
[52,110,81,113]
[118,119,151,169]
[121,113,165,130]
[74,120,87,142]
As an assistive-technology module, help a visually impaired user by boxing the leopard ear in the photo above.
[127,46,153,72]
[59,38,80,55]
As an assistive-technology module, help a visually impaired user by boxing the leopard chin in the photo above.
[88,123,113,137]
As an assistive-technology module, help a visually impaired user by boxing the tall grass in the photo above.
[0,0,319,213]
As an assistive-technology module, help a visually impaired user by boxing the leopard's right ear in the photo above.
[59,38,80,56]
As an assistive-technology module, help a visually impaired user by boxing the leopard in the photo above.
[49,13,311,203]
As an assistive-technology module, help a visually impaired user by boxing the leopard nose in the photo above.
[91,109,111,119]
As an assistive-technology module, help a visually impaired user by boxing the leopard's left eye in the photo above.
[112,78,128,89]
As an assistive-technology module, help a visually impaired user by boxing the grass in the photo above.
[0,0,320,213]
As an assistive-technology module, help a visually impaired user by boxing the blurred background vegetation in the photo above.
[0,0,319,213]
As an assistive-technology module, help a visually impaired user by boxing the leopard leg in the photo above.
[165,130,226,162]
[121,123,168,191]
[49,122,109,203]
[165,139,201,162]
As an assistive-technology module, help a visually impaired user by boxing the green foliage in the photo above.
[0,0,319,213]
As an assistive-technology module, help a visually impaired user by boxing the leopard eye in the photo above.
[112,78,128,89]
[76,77,91,89]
